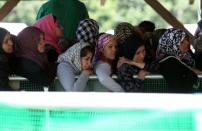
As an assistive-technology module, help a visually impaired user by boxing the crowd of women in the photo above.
[0,0,202,93]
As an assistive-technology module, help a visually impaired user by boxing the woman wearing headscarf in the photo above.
[156,28,200,93]
[33,14,64,62]
[0,27,15,91]
[156,28,195,67]
[117,34,158,92]
[36,0,89,40]
[14,27,57,87]
[57,19,99,91]
[76,19,99,47]
[57,43,94,91]
[94,33,124,92]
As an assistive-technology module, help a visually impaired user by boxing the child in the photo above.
[57,43,94,91]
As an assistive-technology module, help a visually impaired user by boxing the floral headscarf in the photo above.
[156,28,187,60]
[156,28,194,66]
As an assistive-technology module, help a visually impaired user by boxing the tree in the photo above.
[0,0,199,32]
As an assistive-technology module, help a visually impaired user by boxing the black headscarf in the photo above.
[0,27,9,63]
[120,33,144,60]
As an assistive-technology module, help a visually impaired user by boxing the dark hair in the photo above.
[138,21,155,32]
[52,15,57,23]
[80,45,95,58]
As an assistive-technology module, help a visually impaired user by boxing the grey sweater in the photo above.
[57,62,89,91]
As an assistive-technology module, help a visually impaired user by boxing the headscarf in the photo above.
[0,27,10,63]
[120,33,144,60]
[57,42,90,74]
[156,28,188,60]
[33,14,61,53]
[76,19,99,46]
[114,22,134,44]
[36,0,89,39]
[15,27,48,68]
[95,33,114,61]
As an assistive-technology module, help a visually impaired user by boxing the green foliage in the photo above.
[0,0,199,32]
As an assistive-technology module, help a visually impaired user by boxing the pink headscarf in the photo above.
[95,33,114,61]
[33,14,61,53]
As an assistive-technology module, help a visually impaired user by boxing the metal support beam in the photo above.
[0,0,20,21]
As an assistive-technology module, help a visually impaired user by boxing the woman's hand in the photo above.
[137,70,149,80]
[117,57,132,68]
[82,69,93,76]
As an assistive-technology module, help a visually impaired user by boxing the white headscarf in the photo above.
[57,42,90,73]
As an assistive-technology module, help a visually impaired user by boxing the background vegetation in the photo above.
[0,0,200,32]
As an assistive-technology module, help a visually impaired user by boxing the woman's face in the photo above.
[55,21,64,37]
[37,34,45,53]
[102,38,117,60]
[2,33,13,54]
[81,52,93,70]
[179,37,190,53]
[133,45,146,63]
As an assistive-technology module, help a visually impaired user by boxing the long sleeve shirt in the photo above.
[57,62,89,91]
[95,61,124,92]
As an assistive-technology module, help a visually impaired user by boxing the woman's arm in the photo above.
[95,63,124,92]
[57,62,89,91]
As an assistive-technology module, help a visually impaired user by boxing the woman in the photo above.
[0,27,14,91]
[14,27,57,87]
[33,14,64,62]
[57,43,94,91]
[94,33,124,92]
[36,0,89,39]
[156,28,199,93]
[156,28,195,67]
[117,34,157,92]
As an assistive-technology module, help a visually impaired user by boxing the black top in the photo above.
[13,57,57,86]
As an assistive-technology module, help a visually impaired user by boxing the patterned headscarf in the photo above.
[57,42,89,74]
[95,33,114,61]
[114,22,134,44]
[156,28,187,60]
[76,19,99,46]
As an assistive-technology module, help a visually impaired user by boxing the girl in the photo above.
[57,43,94,91]
[94,33,124,92]
[0,27,14,91]
[57,19,99,91]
